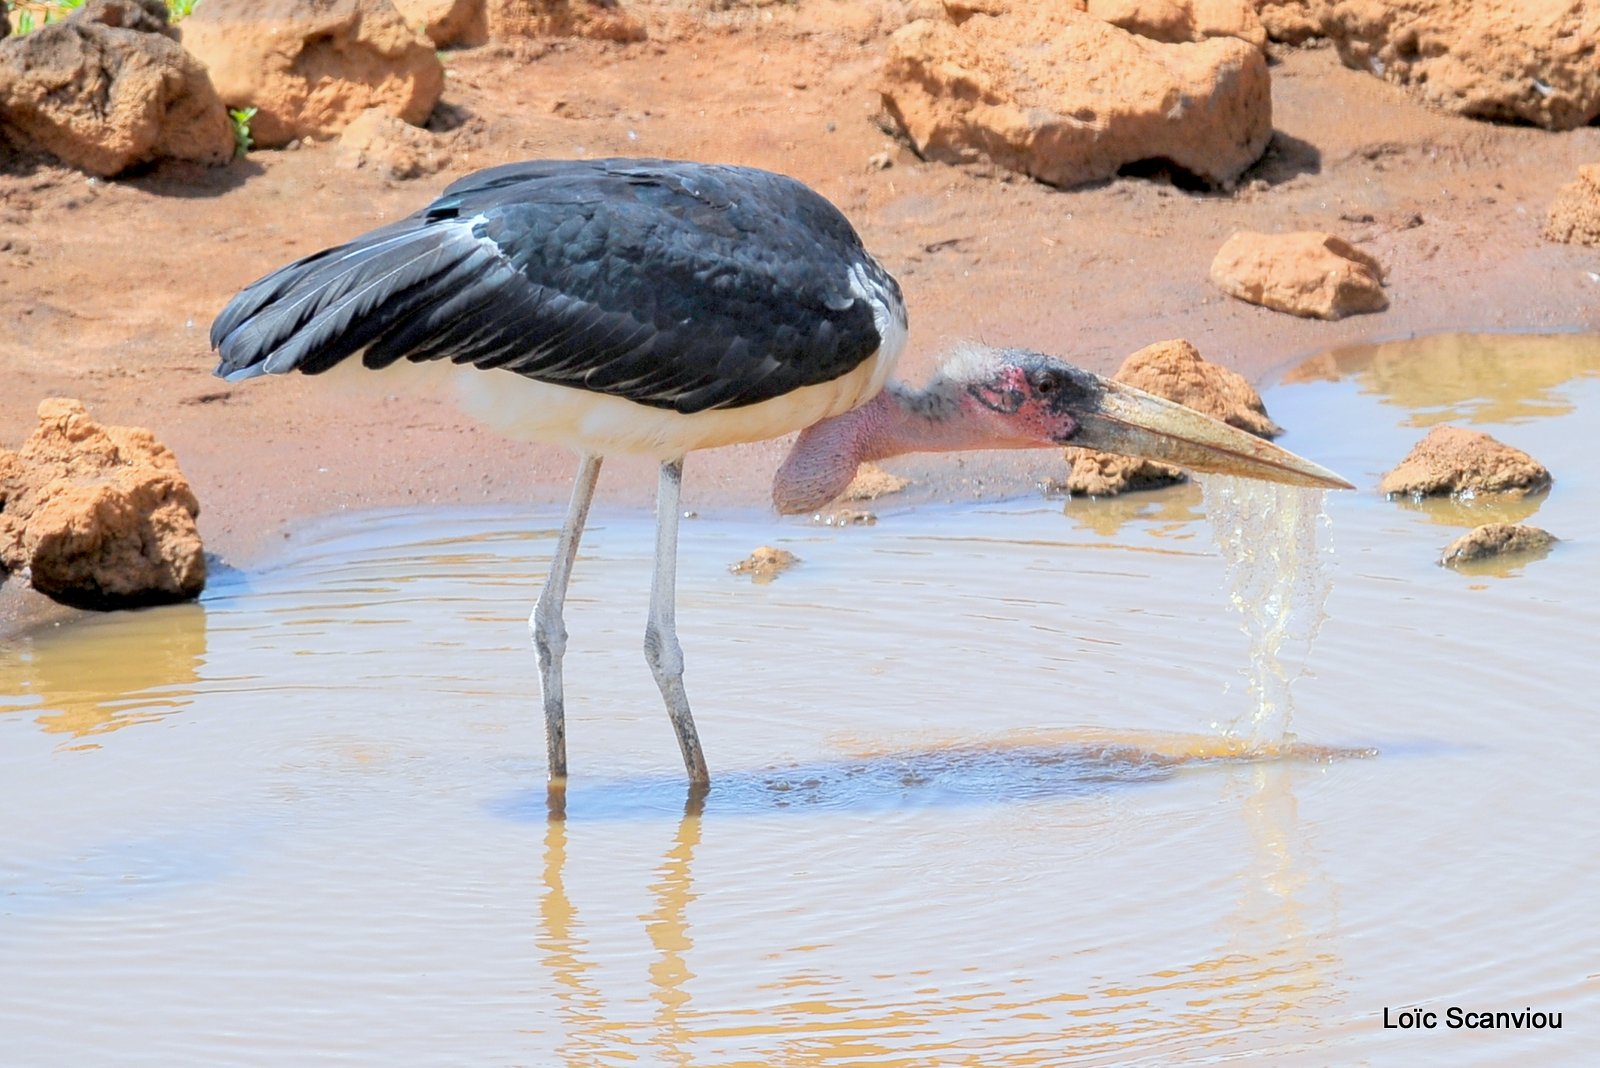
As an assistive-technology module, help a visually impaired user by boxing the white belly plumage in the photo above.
[319,333,901,460]
[456,350,896,458]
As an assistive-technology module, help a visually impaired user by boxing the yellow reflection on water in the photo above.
[535,735,1364,1064]
[0,603,207,745]
[1281,332,1600,427]
[1392,488,1549,529]
[1060,481,1207,540]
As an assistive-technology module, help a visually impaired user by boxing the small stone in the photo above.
[487,0,646,42]
[730,545,799,584]
[1055,338,1276,496]
[180,0,445,148]
[1114,338,1282,438]
[1057,450,1185,496]
[1380,426,1551,498]
[841,462,910,501]
[0,0,233,176]
[880,3,1270,189]
[390,0,488,48]
[1441,523,1556,567]
[1543,164,1600,248]
[0,398,205,610]
[336,108,448,180]
[1209,230,1387,320]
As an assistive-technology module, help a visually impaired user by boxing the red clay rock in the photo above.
[0,0,232,176]
[1252,1,1321,43]
[0,399,205,610]
[179,0,445,148]
[841,462,910,502]
[1441,522,1556,567]
[1058,449,1186,496]
[1115,338,1282,437]
[1210,230,1387,320]
[730,545,799,584]
[336,107,449,180]
[1380,426,1551,498]
[1086,0,1267,50]
[392,0,488,47]
[487,0,646,42]
[880,2,1271,190]
[1318,0,1600,131]
[1543,164,1600,249]
[1059,339,1279,495]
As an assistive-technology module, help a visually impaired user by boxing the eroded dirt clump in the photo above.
[1543,164,1600,248]
[1086,0,1267,49]
[179,0,445,148]
[880,1,1270,189]
[0,398,206,610]
[841,462,910,502]
[1440,523,1556,568]
[1210,230,1387,320]
[392,0,490,48]
[487,0,647,42]
[1380,425,1551,498]
[1057,339,1280,496]
[0,0,233,176]
[336,108,450,180]
[1312,1,1600,131]
[730,545,798,584]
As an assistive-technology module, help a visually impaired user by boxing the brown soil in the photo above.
[4,10,1600,633]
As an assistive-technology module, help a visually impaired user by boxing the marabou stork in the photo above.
[212,157,1349,786]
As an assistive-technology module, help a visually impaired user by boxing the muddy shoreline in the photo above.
[4,30,1599,642]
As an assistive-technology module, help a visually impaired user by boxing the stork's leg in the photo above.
[646,458,710,784]
[533,452,603,782]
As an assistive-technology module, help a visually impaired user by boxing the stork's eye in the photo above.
[1034,371,1061,396]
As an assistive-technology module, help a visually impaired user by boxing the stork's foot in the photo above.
[645,619,710,784]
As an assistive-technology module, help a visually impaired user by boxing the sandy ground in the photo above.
[3,11,1599,636]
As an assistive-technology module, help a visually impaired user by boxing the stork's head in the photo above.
[937,344,1351,487]
[772,344,1351,515]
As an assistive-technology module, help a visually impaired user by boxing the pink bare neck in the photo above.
[772,382,986,514]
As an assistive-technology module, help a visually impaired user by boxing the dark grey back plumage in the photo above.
[211,158,903,414]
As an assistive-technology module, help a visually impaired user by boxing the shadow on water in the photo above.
[497,731,1378,823]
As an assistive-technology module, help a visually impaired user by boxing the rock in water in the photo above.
[1380,426,1551,498]
[730,546,799,584]
[1058,339,1279,496]
[1441,523,1556,567]
[0,399,206,610]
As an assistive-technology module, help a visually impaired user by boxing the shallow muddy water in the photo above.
[3,333,1599,1066]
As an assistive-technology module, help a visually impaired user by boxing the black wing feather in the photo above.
[211,158,903,413]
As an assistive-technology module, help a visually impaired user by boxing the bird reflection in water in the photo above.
[530,736,1367,1063]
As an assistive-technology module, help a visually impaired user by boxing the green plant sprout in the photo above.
[229,106,257,158]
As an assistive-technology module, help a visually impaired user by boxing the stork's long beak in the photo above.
[1074,375,1354,490]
